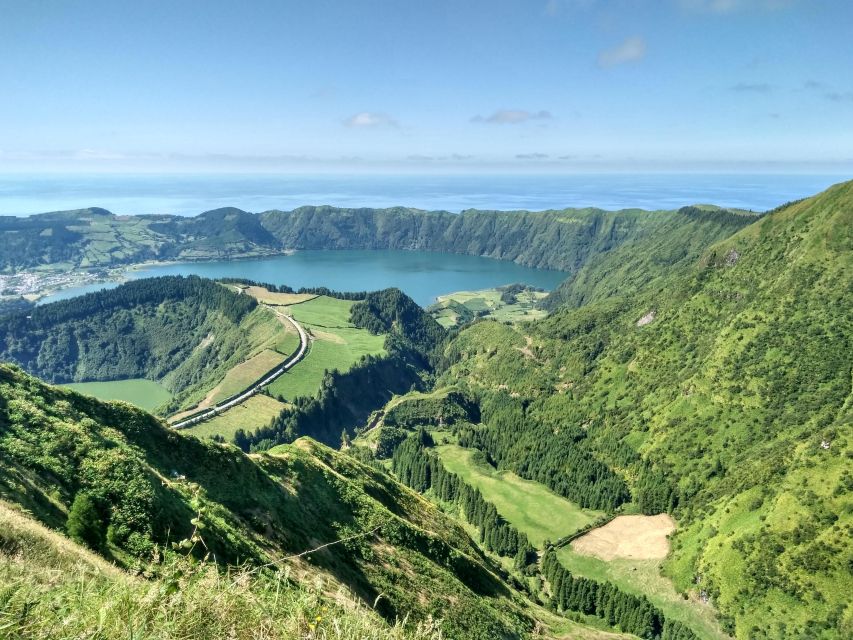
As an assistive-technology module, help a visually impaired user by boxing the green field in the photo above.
[63,378,172,412]
[207,349,286,405]
[556,548,728,640]
[184,394,289,441]
[429,287,550,328]
[265,296,386,401]
[435,444,602,546]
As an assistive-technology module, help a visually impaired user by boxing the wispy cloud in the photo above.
[471,109,553,124]
[677,0,796,13]
[406,153,474,162]
[730,82,774,93]
[342,112,398,128]
[801,80,853,102]
[515,152,550,160]
[597,36,646,68]
[825,91,853,103]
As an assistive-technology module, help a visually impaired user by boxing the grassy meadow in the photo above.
[266,296,386,402]
[435,444,602,546]
[429,287,549,328]
[184,394,289,441]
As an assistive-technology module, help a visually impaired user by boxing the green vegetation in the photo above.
[542,548,700,640]
[266,295,386,402]
[424,180,853,638]
[184,394,289,441]
[0,363,549,639]
[556,548,727,640]
[259,204,756,272]
[62,378,172,411]
[0,276,290,414]
[429,284,550,328]
[242,288,447,451]
[0,501,443,640]
[436,444,603,546]
[3,202,755,285]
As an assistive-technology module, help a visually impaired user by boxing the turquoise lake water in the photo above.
[39,250,569,308]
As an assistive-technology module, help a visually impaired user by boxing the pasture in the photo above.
[435,444,602,546]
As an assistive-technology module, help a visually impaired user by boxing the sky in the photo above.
[1,0,852,173]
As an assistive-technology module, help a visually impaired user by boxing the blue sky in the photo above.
[1,0,851,173]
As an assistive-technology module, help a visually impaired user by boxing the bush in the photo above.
[66,493,105,549]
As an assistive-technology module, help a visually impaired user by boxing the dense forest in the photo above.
[541,549,699,640]
[391,429,701,640]
[392,430,535,566]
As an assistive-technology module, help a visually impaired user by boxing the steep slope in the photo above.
[0,363,550,639]
[259,205,754,272]
[3,203,753,279]
[542,207,760,310]
[0,500,439,639]
[425,180,853,638]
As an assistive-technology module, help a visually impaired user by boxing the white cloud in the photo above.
[471,109,552,124]
[342,112,398,128]
[515,153,550,160]
[597,36,646,68]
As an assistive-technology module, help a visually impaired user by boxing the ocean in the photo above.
[0,172,848,216]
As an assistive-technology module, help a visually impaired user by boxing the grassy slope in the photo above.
[266,296,387,401]
[3,363,606,639]
[184,393,290,441]
[432,180,853,638]
[436,444,602,546]
[0,500,444,640]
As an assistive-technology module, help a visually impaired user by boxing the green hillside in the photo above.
[0,363,570,639]
[0,276,290,413]
[381,180,853,639]
[3,203,754,281]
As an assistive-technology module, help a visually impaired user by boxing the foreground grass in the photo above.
[0,502,442,640]
[62,378,172,411]
[435,444,602,546]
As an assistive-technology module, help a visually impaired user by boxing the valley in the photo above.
[0,181,849,639]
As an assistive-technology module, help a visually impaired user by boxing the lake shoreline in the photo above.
[27,248,569,308]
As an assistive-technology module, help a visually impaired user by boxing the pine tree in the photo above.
[66,493,104,549]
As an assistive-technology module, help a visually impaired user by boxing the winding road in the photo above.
[170,307,309,430]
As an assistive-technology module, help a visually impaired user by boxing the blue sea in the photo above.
[0,173,848,216]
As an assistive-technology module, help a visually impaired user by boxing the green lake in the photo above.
[63,379,172,411]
